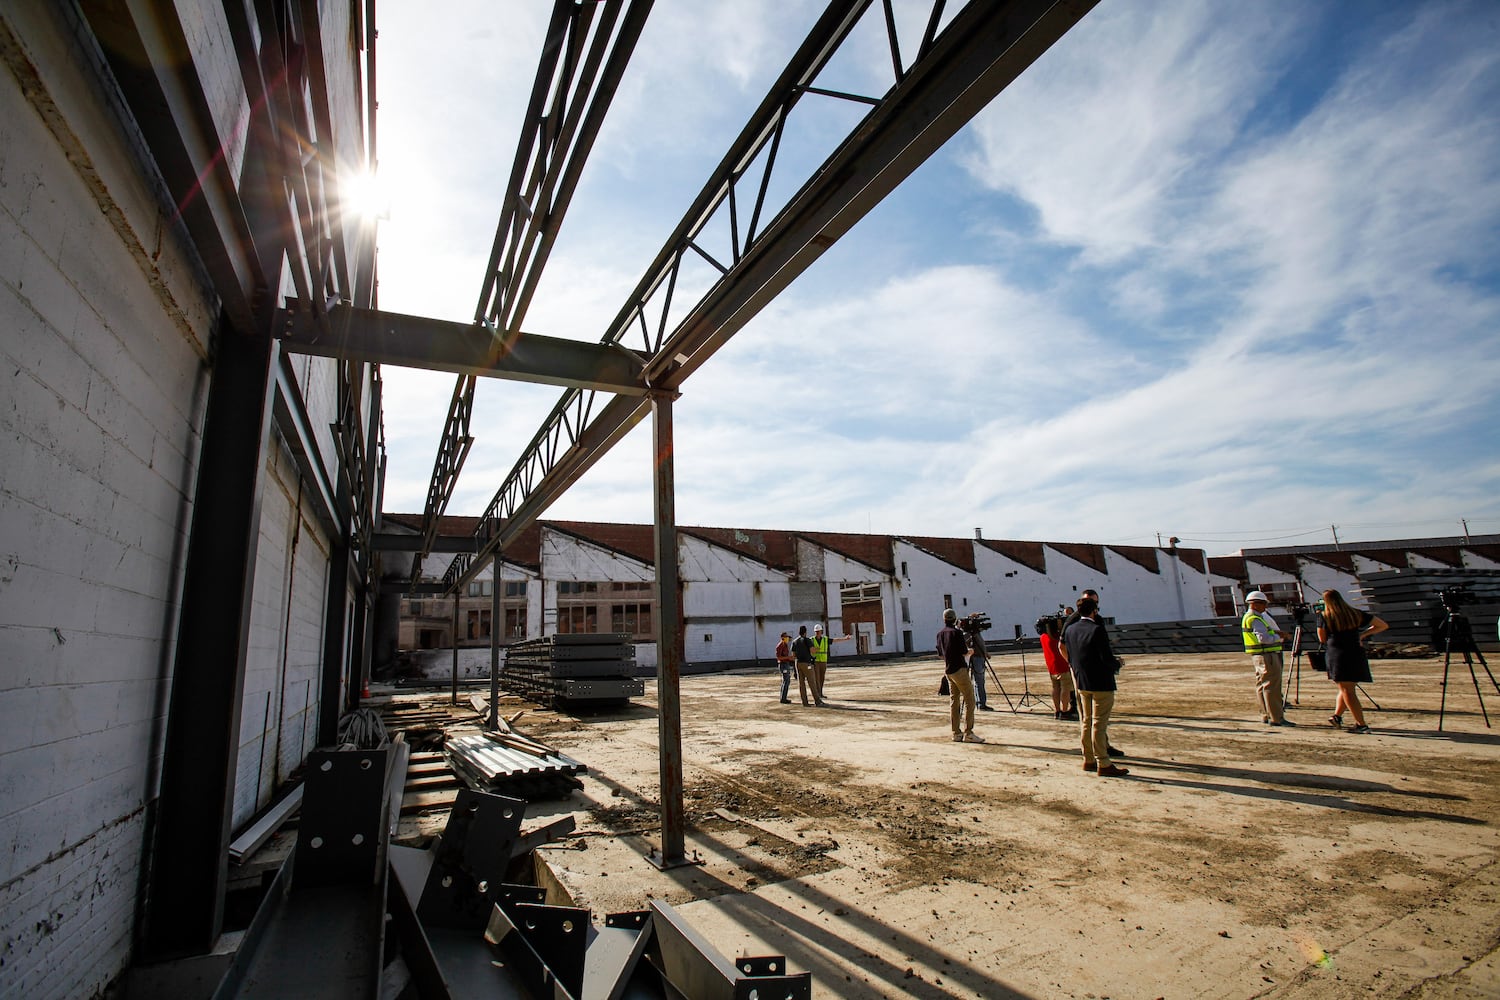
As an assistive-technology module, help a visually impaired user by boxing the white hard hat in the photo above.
[813,624,824,632]
[1245,590,1269,603]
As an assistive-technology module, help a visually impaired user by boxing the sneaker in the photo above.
[780,698,791,704]
[1328,715,1343,728]
[1348,724,1371,734]
[1107,746,1124,758]
[1082,760,1098,772]
[963,732,986,743]
[952,732,964,742]
[979,704,996,711]
[1097,764,1131,777]
[1272,719,1297,727]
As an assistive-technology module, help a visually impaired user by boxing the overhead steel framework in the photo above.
[437,0,1099,595]
[408,0,655,578]
[400,0,1099,868]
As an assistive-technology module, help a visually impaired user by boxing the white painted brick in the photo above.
[0,624,165,689]
[0,806,144,1000]
[0,286,96,408]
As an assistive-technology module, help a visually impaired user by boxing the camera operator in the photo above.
[965,617,996,711]
[938,609,984,744]
[1061,597,1128,777]
[1241,591,1294,727]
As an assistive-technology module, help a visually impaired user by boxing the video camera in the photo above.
[1440,585,1475,612]
[1287,601,1312,623]
[1033,611,1067,636]
[959,612,992,635]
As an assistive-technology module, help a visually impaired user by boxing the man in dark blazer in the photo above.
[1061,597,1129,777]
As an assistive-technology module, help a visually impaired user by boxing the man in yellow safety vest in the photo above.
[810,624,851,702]
[1242,591,1294,726]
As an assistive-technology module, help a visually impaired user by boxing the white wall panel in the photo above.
[0,7,214,995]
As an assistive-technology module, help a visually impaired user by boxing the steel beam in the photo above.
[79,0,262,333]
[445,0,1100,590]
[318,537,352,746]
[646,899,811,999]
[413,0,655,576]
[142,320,278,960]
[276,302,649,393]
[370,532,480,554]
[218,749,395,998]
[647,392,687,869]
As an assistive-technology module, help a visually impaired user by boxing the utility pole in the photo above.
[1331,524,1341,550]
[1462,518,1471,543]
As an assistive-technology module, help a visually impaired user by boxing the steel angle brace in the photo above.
[387,790,537,997]
[642,899,809,1000]
[396,789,530,932]
[214,748,396,999]
[484,892,662,1000]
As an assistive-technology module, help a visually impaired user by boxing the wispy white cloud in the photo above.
[373,0,1500,550]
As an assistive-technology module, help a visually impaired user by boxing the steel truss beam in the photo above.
[443,0,1100,593]
[413,0,655,576]
[277,302,650,393]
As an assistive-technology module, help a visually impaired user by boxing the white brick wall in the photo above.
[1,8,214,996]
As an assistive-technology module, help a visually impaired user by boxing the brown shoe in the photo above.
[1082,760,1098,772]
[1097,764,1131,778]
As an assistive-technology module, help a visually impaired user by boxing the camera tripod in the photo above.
[1282,617,1307,707]
[1438,608,1499,731]
[979,655,1016,712]
[1012,639,1046,709]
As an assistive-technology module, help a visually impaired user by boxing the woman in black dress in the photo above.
[1317,589,1389,733]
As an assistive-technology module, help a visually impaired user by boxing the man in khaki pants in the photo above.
[1061,597,1128,777]
[937,609,984,743]
[1242,591,1294,727]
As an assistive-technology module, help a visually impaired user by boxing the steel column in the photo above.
[489,551,502,730]
[647,391,687,867]
[318,540,352,746]
[452,594,461,706]
[142,319,278,960]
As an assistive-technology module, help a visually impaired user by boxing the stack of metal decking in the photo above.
[445,731,587,801]
[1360,568,1500,651]
[501,632,645,708]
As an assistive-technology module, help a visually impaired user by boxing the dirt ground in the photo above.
[399,651,1500,999]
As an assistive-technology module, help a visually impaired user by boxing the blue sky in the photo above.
[371,0,1500,555]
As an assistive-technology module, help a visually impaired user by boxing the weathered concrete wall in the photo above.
[0,6,363,995]
[0,6,215,996]
[892,542,970,650]
[236,439,330,827]
[681,535,793,665]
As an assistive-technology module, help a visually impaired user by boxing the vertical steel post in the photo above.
[648,390,687,867]
[317,542,350,745]
[142,318,277,960]
[489,552,502,730]
[350,591,370,707]
[452,594,460,705]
